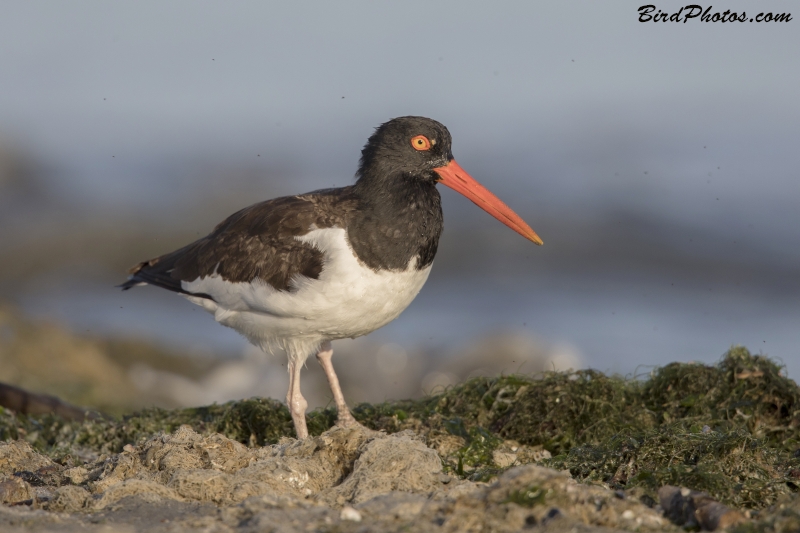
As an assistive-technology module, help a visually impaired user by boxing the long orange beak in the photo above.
[433,159,543,245]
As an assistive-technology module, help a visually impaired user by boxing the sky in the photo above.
[2,3,798,239]
[1,2,798,374]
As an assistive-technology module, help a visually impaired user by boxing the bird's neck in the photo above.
[353,170,433,209]
[347,171,444,271]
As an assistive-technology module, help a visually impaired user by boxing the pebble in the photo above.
[340,506,362,522]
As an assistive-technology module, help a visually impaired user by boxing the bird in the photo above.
[121,116,542,439]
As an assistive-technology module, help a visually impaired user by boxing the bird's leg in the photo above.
[286,358,309,439]
[315,341,359,428]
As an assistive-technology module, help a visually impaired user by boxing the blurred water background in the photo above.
[1,2,798,407]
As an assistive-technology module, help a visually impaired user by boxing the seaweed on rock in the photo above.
[2,346,800,512]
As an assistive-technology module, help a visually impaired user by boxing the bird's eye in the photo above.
[411,135,432,151]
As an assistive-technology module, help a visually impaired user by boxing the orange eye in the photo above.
[411,135,432,151]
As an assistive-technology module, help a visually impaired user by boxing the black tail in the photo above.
[118,257,213,300]
[117,278,142,290]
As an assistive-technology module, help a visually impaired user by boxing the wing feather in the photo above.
[120,188,357,299]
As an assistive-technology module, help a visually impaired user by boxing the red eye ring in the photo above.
[411,135,432,151]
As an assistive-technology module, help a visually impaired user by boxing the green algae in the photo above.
[551,423,794,509]
[3,346,800,512]
[503,485,549,508]
[0,398,293,459]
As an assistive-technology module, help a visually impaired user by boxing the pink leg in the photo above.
[315,341,359,427]
[286,358,309,439]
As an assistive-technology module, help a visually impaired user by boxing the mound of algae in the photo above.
[3,346,800,531]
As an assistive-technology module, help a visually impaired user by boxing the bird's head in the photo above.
[357,116,543,245]
[357,116,453,181]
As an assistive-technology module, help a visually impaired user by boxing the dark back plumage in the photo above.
[121,189,357,295]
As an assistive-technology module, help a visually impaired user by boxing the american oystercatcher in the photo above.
[121,116,542,438]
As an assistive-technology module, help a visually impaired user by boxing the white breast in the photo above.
[181,227,432,357]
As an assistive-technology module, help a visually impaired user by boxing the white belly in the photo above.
[181,227,431,357]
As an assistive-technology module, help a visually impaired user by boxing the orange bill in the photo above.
[433,159,543,245]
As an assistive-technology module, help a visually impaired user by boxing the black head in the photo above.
[352,115,544,246]
[356,116,453,186]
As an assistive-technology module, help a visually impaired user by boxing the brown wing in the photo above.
[120,187,357,297]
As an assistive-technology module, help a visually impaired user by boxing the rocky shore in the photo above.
[2,309,800,530]
[1,425,677,532]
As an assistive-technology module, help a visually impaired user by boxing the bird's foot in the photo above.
[335,410,366,430]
